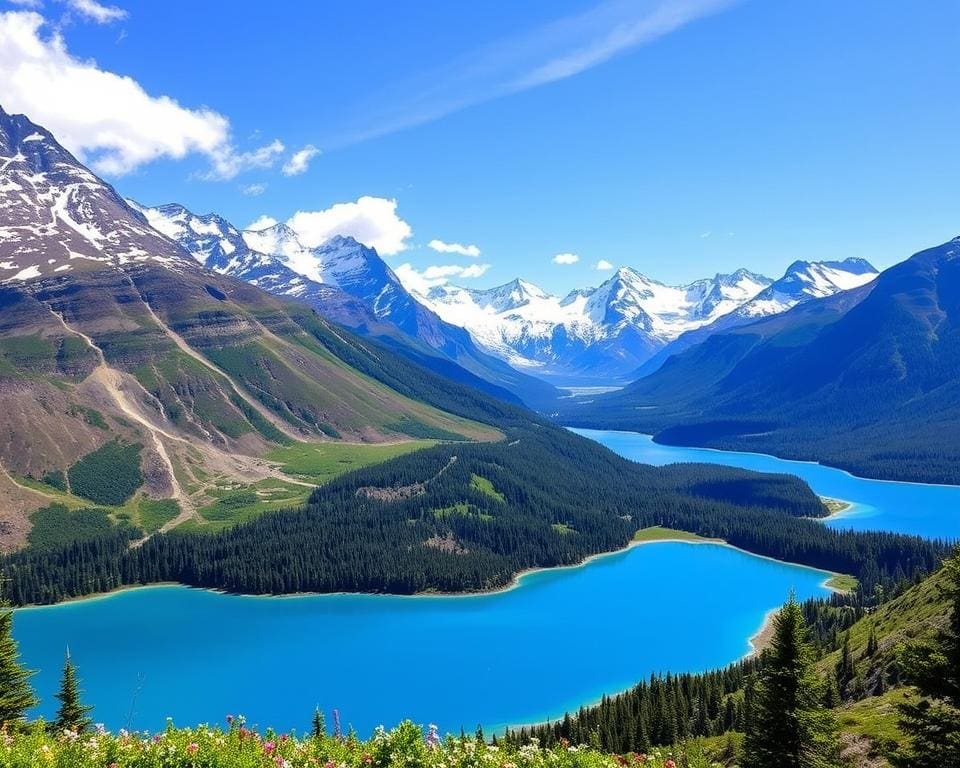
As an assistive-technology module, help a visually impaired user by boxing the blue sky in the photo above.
[2,0,958,294]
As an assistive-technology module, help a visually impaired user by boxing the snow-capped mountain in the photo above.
[0,106,191,284]
[632,257,880,378]
[131,202,558,406]
[420,268,773,383]
[733,258,878,320]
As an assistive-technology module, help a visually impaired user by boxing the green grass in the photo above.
[196,479,311,530]
[470,473,505,502]
[433,503,493,522]
[265,440,433,483]
[836,688,917,761]
[825,573,859,592]
[136,498,180,533]
[632,526,723,543]
[387,417,466,441]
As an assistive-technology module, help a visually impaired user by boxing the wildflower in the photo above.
[186,742,199,755]
[265,740,277,754]
[664,760,676,768]
[95,723,106,735]
[426,723,441,748]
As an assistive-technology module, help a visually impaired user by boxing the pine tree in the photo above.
[53,649,92,734]
[0,607,36,727]
[741,595,841,768]
[312,707,325,739]
[895,550,960,767]
[835,632,854,697]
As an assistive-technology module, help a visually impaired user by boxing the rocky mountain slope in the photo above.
[0,105,499,548]
[130,201,557,408]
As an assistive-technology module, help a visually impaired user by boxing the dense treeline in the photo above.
[0,424,948,605]
[508,661,759,753]
[66,440,143,505]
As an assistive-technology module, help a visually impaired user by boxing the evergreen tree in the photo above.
[0,607,35,727]
[835,632,854,697]
[741,595,841,768]
[895,550,960,767]
[53,649,92,734]
[312,707,325,739]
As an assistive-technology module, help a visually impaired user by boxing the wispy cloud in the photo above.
[395,262,492,294]
[428,239,481,257]
[66,0,126,23]
[328,0,737,148]
[282,144,321,176]
[241,182,267,196]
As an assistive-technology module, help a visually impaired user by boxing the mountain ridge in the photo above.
[420,258,875,384]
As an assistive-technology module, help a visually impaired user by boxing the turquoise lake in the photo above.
[15,542,830,736]
[571,428,960,541]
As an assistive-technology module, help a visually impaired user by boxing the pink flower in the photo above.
[665,760,676,768]
[264,741,276,755]
[186,743,199,755]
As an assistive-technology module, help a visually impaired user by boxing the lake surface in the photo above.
[15,542,830,735]
[570,428,960,541]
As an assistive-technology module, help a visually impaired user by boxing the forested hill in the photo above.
[1,419,946,605]
[563,235,960,485]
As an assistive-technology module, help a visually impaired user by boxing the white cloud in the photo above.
[241,182,267,196]
[8,0,43,8]
[246,215,278,231]
[0,11,282,177]
[428,239,481,258]
[395,262,492,295]
[552,252,579,265]
[699,231,712,239]
[66,0,126,23]
[287,196,412,255]
[282,144,321,176]
[594,259,614,270]
[203,139,284,181]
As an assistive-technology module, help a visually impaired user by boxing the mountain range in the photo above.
[125,201,877,390]
[566,235,960,484]
[127,201,558,408]
[0,105,502,547]
[418,259,878,384]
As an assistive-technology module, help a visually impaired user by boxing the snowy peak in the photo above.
[739,257,878,318]
[0,106,191,283]
[127,200,246,271]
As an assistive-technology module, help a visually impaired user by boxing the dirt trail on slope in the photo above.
[45,307,198,532]
[135,294,307,443]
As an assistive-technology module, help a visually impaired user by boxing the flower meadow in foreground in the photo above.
[0,719,720,768]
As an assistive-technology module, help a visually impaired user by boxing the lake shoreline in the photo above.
[16,534,842,611]
[576,427,960,491]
